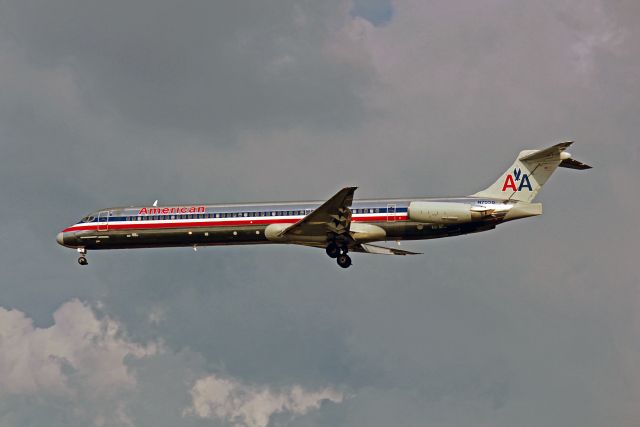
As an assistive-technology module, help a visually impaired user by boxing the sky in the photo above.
[0,0,639,426]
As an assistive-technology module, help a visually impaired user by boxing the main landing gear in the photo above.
[77,248,88,266]
[326,242,352,268]
[336,253,352,268]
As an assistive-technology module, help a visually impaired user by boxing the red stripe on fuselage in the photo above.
[62,215,408,233]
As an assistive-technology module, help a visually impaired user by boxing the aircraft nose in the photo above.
[56,232,64,246]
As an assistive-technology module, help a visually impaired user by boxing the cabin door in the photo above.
[387,204,396,222]
[97,211,109,231]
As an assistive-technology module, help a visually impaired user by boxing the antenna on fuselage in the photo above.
[153,200,158,207]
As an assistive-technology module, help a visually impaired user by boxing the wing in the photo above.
[282,186,357,239]
[352,243,422,256]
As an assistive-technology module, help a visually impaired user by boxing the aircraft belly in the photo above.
[76,225,269,250]
[67,221,497,250]
[379,221,497,241]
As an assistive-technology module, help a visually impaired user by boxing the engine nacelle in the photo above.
[408,202,479,224]
[264,223,289,242]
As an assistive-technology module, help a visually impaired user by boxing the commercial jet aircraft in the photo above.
[57,142,590,268]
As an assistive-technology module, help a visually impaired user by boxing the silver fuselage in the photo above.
[57,197,538,251]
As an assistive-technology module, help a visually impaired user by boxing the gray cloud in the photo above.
[0,0,371,136]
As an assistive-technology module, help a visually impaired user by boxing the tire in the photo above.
[325,243,340,258]
[336,254,352,268]
[78,256,88,266]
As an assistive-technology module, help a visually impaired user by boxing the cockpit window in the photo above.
[80,215,95,223]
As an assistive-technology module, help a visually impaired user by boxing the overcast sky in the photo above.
[0,1,638,426]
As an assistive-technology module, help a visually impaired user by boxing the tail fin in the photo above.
[472,141,591,202]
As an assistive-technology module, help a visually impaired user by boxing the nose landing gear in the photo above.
[77,248,88,266]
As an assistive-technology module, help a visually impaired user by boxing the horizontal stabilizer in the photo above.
[519,141,573,162]
[356,243,421,256]
[559,158,592,170]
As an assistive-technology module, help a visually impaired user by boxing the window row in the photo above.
[124,210,309,221]
[120,208,381,222]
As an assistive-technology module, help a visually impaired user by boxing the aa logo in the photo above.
[502,168,532,192]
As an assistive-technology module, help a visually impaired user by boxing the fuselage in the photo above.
[56,142,589,268]
[57,196,533,251]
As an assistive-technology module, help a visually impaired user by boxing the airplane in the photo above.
[57,142,590,268]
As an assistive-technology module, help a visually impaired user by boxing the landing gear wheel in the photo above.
[336,254,352,268]
[78,256,88,266]
[325,243,341,258]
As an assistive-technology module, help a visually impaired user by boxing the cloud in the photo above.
[0,300,157,425]
[185,373,344,427]
[0,0,373,137]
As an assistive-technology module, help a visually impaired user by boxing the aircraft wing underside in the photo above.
[353,243,421,255]
[282,186,357,239]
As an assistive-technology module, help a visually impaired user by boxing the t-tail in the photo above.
[472,141,592,202]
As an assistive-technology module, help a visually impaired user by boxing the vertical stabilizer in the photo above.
[472,142,587,202]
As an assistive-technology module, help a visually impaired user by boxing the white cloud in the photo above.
[185,373,344,427]
[0,299,157,426]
